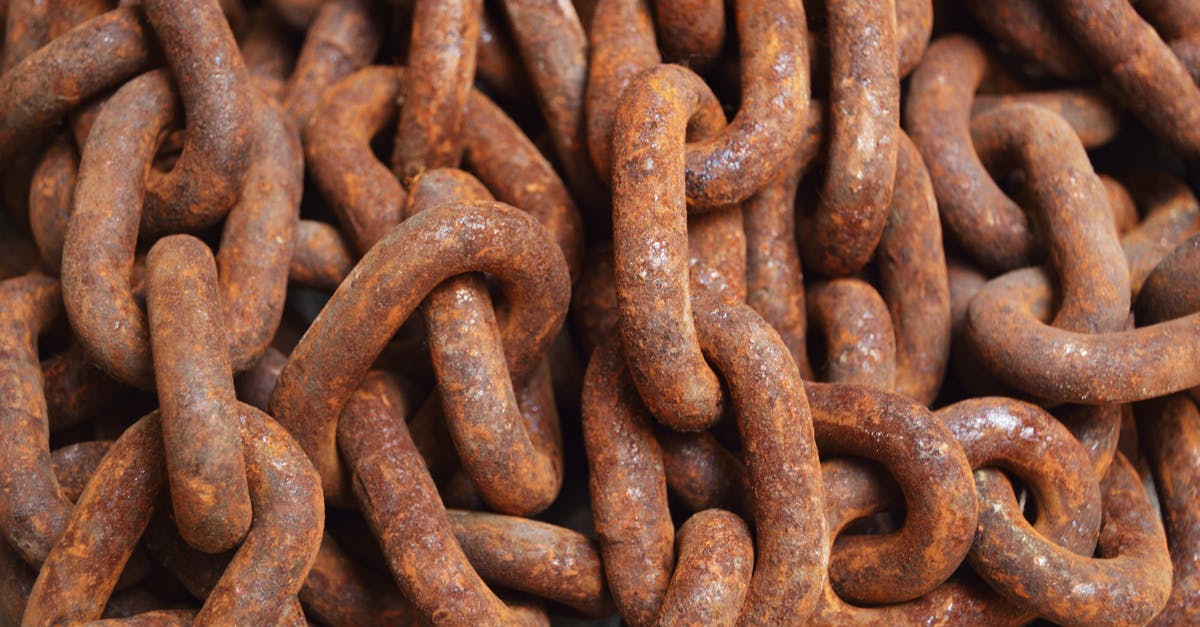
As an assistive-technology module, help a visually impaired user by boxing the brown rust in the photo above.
[299,533,421,627]
[337,371,539,624]
[146,234,252,554]
[656,509,753,625]
[963,0,1091,79]
[0,274,71,569]
[0,8,154,170]
[501,0,602,211]
[973,453,1171,626]
[875,130,949,405]
[61,69,177,389]
[475,5,532,103]
[271,200,569,502]
[404,169,563,516]
[807,382,977,604]
[691,295,827,624]
[391,0,480,181]
[586,0,809,209]
[806,279,897,391]
[581,339,673,625]
[462,89,585,281]
[658,429,754,519]
[799,0,898,278]
[938,398,1105,617]
[28,136,76,274]
[584,0,658,183]
[742,114,823,378]
[611,64,726,431]
[24,405,323,625]
[282,0,382,130]
[214,92,301,373]
[1122,171,1200,297]
[140,0,254,235]
[967,266,1200,404]
[49,441,111,504]
[651,0,724,70]
[809,458,1025,626]
[304,65,407,255]
[1138,395,1200,625]
[971,88,1121,149]
[907,35,1035,272]
[288,220,353,292]
[1053,0,1200,160]
[446,510,614,617]
[240,5,297,102]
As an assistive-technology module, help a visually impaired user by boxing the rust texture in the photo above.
[806,279,897,391]
[743,120,821,378]
[404,169,562,516]
[907,35,1036,271]
[338,370,542,624]
[4,1,1200,623]
[799,0,898,277]
[270,201,569,501]
[475,6,531,103]
[140,0,254,235]
[1138,395,1200,625]
[975,453,1171,625]
[391,0,480,181]
[283,0,382,130]
[876,130,949,405]
[807,382,976,604]
[446,510,614,617]
[214,93,301,372]
[146,234,252,554]
[61,70,176,389]
[1054,0,1200,159]
[240,5,298,102]
[656,509,753,624]
[652,0,724,69]
[501,0,603,212]
[0,274,70,568]
[288,220,354,292]
[611,64,727,431]
[0,8,154,170]
[938,398,1103,620]
[305,65,408,254]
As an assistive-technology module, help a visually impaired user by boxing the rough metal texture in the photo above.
[807,279,897,391]
[876,131,950,405]
[404,169,562,517]
[338,370,545,624]
[270,202,569,502]
[0,8,154,170]
[611,64,727,431]
[1053,0,1200,160]
[6,1,1200,623]
[974,453,1171,626]
[140,0,253,236]
[907,36,1037,272]
[798,0,898,277]
[23,406,322,625]
[807,382,977,604]
[391,0,480,181]
[1138,395,1200,625]
[146,234,252,555]
[283,0,382,130]
[0,274,70,569]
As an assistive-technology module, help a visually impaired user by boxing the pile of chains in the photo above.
[1,0,1199,624]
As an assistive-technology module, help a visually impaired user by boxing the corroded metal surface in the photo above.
[2,1,1197,623]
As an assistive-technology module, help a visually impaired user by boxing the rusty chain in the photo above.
[1,0,1199,624]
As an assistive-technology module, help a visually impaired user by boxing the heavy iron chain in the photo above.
[0,0,1198,624]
